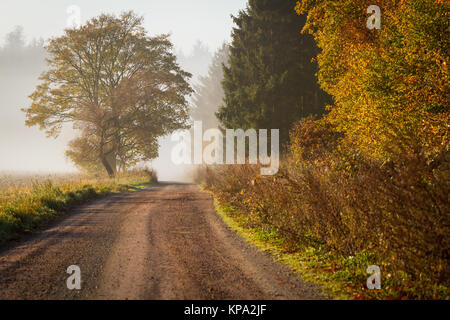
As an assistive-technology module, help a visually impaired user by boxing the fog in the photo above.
[151,41,213,182]
[0,27,77,173]
[0,1,245,180]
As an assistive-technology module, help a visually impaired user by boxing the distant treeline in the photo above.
[0,26,47,77]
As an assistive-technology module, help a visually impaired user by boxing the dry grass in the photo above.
[197,118,449,300]
[0,169,156,245]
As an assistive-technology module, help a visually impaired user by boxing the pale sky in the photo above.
[0,0,246,53]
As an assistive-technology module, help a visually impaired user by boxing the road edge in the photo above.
[199,185,372,300]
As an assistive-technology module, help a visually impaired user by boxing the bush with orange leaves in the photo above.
[200,117,449,299]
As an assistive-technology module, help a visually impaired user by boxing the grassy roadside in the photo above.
[0,172,155,245]
[207,190,408,300]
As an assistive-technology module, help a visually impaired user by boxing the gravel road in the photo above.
[0,183,323,300]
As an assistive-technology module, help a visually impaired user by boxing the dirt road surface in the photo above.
[0,183,323,300]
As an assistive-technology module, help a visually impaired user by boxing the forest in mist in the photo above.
[0,26,65,172]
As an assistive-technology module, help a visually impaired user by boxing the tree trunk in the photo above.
[106,152,117,176]
[101,156,115,178]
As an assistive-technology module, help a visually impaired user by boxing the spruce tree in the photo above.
[217,0,330,145]
[191,43,230,130]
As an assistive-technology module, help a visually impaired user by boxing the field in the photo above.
[0,169,157,245]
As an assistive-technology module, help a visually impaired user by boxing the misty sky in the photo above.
[0,0,246,53]
[0,0,247,177]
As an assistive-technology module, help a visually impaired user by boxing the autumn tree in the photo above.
[296,0,449,161]
[217,0,330,145]
[191,43,230,130]
[23,12,192,177]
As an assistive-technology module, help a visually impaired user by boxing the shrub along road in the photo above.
[0,183,323,300]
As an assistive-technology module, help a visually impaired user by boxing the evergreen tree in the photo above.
[176,40,212,83]
[217,0,330,145]
[191,43,230,129]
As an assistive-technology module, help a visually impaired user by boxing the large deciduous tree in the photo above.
[23,12,192,177]
[217,0,330,146]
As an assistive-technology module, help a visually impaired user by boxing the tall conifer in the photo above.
[217,0,330,145]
